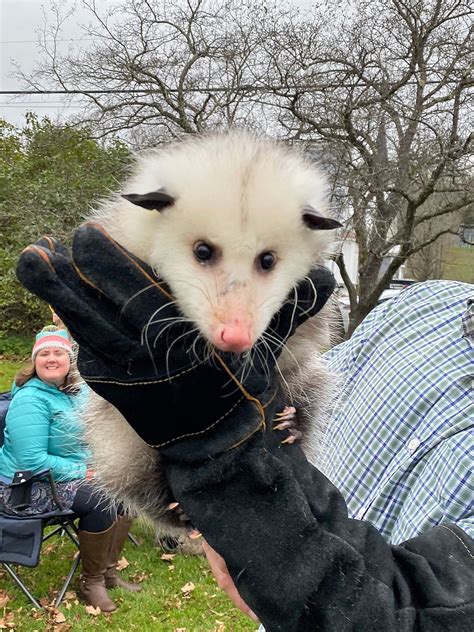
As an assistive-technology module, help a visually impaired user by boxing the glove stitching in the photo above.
[438,525,474,559]
[147,395,246,448]
[81,361,204,385]
[82,222,174,301]
[225,420,266,451]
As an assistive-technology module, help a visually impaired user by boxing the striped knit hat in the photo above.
[32,326,73,361]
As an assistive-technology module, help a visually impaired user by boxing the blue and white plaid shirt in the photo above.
[321,281,473,544]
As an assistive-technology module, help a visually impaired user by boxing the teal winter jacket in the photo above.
[0,377,88,481]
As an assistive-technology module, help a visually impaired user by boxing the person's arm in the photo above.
[5,393,86,481]
[16,225,473,630]
[163,426,474,632]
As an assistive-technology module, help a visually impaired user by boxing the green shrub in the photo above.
[0,333,32,360]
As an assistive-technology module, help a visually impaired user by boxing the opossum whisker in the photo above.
[119,283,164,319]
[165,326,201,380]
[259,336,292,397]
[299,275,318,316]
[151,320,190,349]
[186,330,207,363]
[263,328,301,373]
[190,332,205,364]
[141,304,178,373]
[251,343,271,385]
[288,286,299,342]
[141,300,179,345]
[148,316,194,328]
[170,277,216,309]
[151,318,196,350]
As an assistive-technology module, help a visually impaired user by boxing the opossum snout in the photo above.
[216,321,252,353]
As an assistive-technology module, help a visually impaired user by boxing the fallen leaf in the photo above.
[116,556,129,571]
[63,591,76,601]
[160,553,176,561]
[167,564,175,571]
[85,605,101,616]
[130,571,149,582]
[0,612,15,629]
[180,582,195,594]
[0,591,9,607]
[32,610,44,620]
[54,611,66,623]
[43,542,56,555]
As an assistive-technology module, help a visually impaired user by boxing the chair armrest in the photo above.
[8,469,66,512]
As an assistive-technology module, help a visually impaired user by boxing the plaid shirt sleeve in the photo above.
[322,281,474,544]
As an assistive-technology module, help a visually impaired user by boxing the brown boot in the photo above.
[78,526,117,612]
[105,517,142,593]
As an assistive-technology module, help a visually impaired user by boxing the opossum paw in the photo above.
[168,501,190,524]
[273,406,302,445]
[281,428,303,444]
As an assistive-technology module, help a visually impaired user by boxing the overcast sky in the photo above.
[0,0,311,126]
[1,0,314,129]
[1,0,112,127]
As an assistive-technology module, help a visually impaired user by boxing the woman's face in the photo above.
[35,348,71,386]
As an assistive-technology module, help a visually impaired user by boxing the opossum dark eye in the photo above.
[194,241,215,264]
[257,251,276,272]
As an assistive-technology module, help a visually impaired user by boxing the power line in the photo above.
[0,103,84,107]
[0,79,463,97]
[0,39,94,44]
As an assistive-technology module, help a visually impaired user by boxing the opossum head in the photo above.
[99,132,340,354]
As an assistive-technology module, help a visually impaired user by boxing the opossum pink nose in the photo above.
[218,325,252,353]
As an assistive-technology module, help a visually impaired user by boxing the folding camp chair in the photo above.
[0,391,81,608]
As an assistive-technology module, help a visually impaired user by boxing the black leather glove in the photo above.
[17,223,336,452]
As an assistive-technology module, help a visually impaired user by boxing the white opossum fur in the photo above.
[81,130,340,535]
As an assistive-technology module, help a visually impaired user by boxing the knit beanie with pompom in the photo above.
[31,326,73,361]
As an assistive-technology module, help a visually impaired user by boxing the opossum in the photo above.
[82,131,340,542]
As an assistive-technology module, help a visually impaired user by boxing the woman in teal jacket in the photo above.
[0,327,141,612]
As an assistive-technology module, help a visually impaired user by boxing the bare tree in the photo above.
[262,0,473,333]
[18,0,473,334]
[20,0,284,144]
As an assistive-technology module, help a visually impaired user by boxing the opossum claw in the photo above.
[274,420,293,431]
[281,428,303,445]
[189,529,202,540]
[275,406,296,418]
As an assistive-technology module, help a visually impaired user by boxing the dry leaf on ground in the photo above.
[54,611,66,624]
[116,556,129,571]
[180,582,195,594]
[161,553,176,561]
[0,591,9,608]
[0,612,15,629]
[85,605,101,616]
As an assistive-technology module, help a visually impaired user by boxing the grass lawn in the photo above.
[0,359,257,631]
[442,246,474,283]
[1,522,256,631]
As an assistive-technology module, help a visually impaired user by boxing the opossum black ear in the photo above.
[302,206,342,231]
[122,189,175,212]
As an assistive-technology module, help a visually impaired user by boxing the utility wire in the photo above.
[0,79,463,96]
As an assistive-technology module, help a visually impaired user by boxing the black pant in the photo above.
[71,483,119,532]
